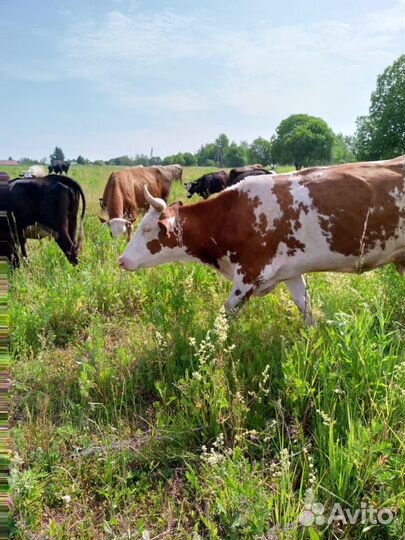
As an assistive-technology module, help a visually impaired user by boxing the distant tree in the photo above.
[225,143,247,167]
[272,114,334,169]
[76,155,86,165]
[196,143,217,166]
[182,152,196,166]
[107,155,133,166]
[149,156,162,166]
[8,156,12,161]
[248,137,273,165]
[93,160,105,166]
[173,153,185,166]
[162,155,175,165]
[134,154,149,166]
[19,157,36,165]
[354,55,405,160]
[50,146,65,163]
[331,133,355,164]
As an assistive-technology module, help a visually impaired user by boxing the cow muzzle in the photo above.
[118,256,137,271]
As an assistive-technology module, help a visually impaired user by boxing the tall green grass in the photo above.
[7,166,405,539]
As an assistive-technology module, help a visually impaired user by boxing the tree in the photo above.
[225,142,247,167]
[248,137,273,165]
[76,155,86,165]
[331,133,355,164]
[271,114,334,169]
[354,55,405,160]
[182,152,196,166]
[196,143,217,166]
[50,146,65,163]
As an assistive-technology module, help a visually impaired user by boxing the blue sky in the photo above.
[0,0,403,161]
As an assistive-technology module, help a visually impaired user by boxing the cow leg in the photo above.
[284,275,312,325]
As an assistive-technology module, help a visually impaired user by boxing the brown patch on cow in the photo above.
[301,160,405,257]
[154,185,307,286]
[146,239,162,254]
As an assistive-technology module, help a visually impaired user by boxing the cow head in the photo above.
[99,216,134,240]
[185,180,203,198]
[119,186,183,271]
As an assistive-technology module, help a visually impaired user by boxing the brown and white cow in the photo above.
[119,156,405,323]
[99,166,180,238]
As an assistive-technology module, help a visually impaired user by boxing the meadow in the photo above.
[5,165,405,539]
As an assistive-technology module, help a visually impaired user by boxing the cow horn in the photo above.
[144,185,167,213]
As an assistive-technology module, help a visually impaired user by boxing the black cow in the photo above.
[185,170,229,199]
[8,174,86,266]
[228,166,271,184]
[49,160,70,174]
[227,168,274,187]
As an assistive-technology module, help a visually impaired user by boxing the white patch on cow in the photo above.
[228,175,283,233]
[119,208,198,270]
[108,218,131,237]
[217,251,238,280]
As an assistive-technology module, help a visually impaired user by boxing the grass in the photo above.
[5,165,405,539]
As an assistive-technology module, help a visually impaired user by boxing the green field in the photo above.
[6,166,405,539]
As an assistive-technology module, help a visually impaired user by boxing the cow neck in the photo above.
[176,192,233,267]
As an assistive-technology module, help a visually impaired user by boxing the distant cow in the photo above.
[186,170,229,199]
[99,166,179,238]
[163,164,183,182]
[49,160,70,174]
[22,165,46,178]
[8,174,86,266]
[119,156,405,324]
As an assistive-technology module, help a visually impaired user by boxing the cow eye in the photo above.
[143,226,152,233]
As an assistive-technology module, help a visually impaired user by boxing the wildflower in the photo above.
[316,408,335,426]
[61,495,71,504]
[213,306,229,345]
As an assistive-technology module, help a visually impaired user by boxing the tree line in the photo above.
[20,55,404,170]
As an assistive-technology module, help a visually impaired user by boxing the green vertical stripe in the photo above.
[0,260,9,539]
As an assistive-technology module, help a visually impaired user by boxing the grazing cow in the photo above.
[99,166,179,238]
[49,160,70,174]
[8,174,86,266]
[119,157,405,324]
[186,170,229,199]
[22,165,46,178]
[163,164,183,182]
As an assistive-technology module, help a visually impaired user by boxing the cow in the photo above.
[49,160,70,174]
[22,165,46,178]
[98,166,179,238]
[163,164,183,182]
[8,174,86,266]
[185,170,229,199]
[227,168,274,187]
[228,164,269,184]
[118,157,405,324]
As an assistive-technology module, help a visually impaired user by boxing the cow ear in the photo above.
[158,218,171,237]
[98,216,107,223]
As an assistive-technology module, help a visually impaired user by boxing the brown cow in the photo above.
[99,166,178,238]
[119,156,405,324]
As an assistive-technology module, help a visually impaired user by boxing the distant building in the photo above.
[0,160,19,166]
